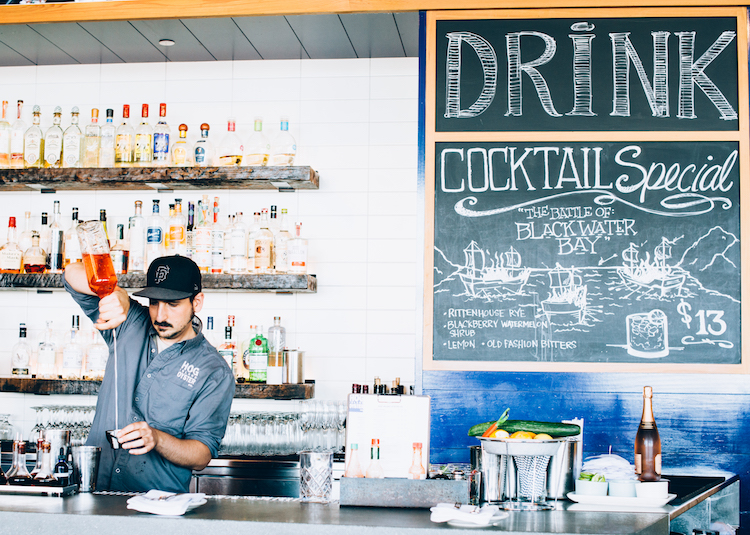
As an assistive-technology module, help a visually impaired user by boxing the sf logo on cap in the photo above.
[155,265,170,284]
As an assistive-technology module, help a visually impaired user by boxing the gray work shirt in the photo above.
[64,278,235,493]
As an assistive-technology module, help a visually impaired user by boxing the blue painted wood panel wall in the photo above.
[424,371,750,529]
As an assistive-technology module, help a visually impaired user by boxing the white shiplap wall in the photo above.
[0,57,419,438]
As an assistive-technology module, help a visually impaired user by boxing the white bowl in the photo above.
[635,480,669,500]
[608,479,639,497]
[575,479,608,496]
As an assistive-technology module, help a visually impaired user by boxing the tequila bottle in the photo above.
[62,106,83,168]
[83,108,101,167]
[193,197,212,273]
[22,232,46,274]
[253,208,274,273]
[127,200,146,273]
[193,123,214,166]
[61,315,83,380]
[62,207,82,267]
[134,103,153,166]
[152,102,170,166]
[288,222,308,274]
[270,117,296,166]
[217,118,243,166]
[99,108,116,167]
[229,212,248,274]
[145,199,166,269]
[11,323,31,376]
[274,208,292,272]
[115,104,134,167]
[10,100,26,169]
[0,217,23,274]
[47,200,65,273]
[0,100,11,168]
[211,197,225,273]
[243,325,268,382]
[167,199,187,255]
[171,124,190,166]
[244,117,269,166]
[43,107,64,168]
[25,105,45,168]
[37,321,57,379]
[110,224,129,274]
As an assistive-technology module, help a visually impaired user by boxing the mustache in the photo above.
[154,321,173,328]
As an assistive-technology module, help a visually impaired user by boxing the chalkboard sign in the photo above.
[423,8,749,372]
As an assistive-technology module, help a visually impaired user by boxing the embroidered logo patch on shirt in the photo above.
[177,360,200,387]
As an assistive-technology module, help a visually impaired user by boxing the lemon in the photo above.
[491,429,510,439]
[509,431,536,439]
[533,433,553,440]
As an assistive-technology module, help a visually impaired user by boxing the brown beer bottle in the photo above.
[634,386,661,481]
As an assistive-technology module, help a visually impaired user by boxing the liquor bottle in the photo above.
[61,315,83,380]
[270,117,297,166]
[53,447,70,487]
[0,217,23,274]
[288,222,308,273]
[39,212,50,264]
[63,207,82,267]
[211,197,225,273]
[62,106,83,168]
[194,123,214,167]
[269,205,279,234]
[217,323,237,373]
[635,386,662,482]
[18,211,33,255]
[99,108,116,167]
[243,325,268,382]
[274,208,292,272]
[5,437,20,479]
[365,439,385,478]
[186,201,195,259]
[83,108,101,167]
[47,200,65,273]
[10,100,26,169]
[7,440,33,485]
[229,212,248,274]
[32,441,55,485]
[37,321,57,379]
[217,118,243,166]
[152,102,170,166]
[408,442,426,480]
[167,198,187,255]
[267,316,286,356]
[145,199,166,269]
[11,323,31,376]
[266,317,286,385]
[135,104,153,166]
[110,224,129,274]
[43,107,64,168]
[253,208,274,273]
[115,104,134,167]
[244,117,270,166]
[171,124,190,166]
[30,436,45,477]
[0,100,11,168]
[84,329,108,381]
[204,316,218,347]
[127,200,146,273]
[246,211,260,272]
[344,443,364,478]
[99,208,109,245]
[25,105,45,168]
[193,197,212,273]
[23,232,46,274]
[223,214,232,273]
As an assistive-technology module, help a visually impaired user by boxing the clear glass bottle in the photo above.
[0,100,11,168]
[166,199,187,255]
[254,208,274,273]
[145,199,166,269]
[288,222,308,274]
[18,211,33,255]
[38,212,50,265]
[25,105,45,169]
[7,440,33,485]
[43,107,64,168]
[204,316,218,347]
[171,124,190,166]
[61,315,83,380]
[115,104,134,167]
[127,200,146,273]
[63,207,81,267]
[408,442,426,480]
[23,232,46,274]
[47,200,65,273]
[186,201,195,259]
[242,325,268,382]
[134,103,152,166]
[270,117,297,166]
[217,118,243,166]
[345,443,364,478]
[83,108,101,167]
[0,217,23,274]
[62,106,83,168]
[217,323,237,374]
[267,316,286,355]
[365,438,385,479]
[33,441,55,485]
[10,100,26,169]
[244,117,270,166]
[110,224,129,274]
[99,108,116,167]
[11,323,31,376]
[193,123,214,167]
[37,321,57,379]
[84,329,108,381]
[274,208,292,272]
[210,197,225,273]
[152,102,170,166]
[30,435,44,477]
[193,196,212,273]
[229,212,248,274]
[99,208,109,245]
[635,385,662,482]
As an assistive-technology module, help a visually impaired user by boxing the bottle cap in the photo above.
[91,108,99,118]
[33,105,41,113]
[142,104,149,117]
[200,123,210,131]
[71,106,79,114]
[8,216,16,227]
[123,104,130,118]
[53,106,61,114]
[159,103,167,117]
[179,123,188,132]
[106,108,114,118]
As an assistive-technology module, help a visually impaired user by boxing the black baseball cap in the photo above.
[133,255,202,300]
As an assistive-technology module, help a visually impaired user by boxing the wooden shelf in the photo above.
[0,273,317,293]
[0,166,319,193]
[0,378,315,400]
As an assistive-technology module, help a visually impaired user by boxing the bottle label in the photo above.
[218,348,234,370]
[153,133,169,159]
[169,226,185,244]
[230,230,247,255]
[63,139,81,167]
[86,348,108,374]
[195,146,206,164]
[173,146,187,165]
[62,347,83,370]
[25,140,42,166]
[12,367,29,376]
[0,250,22,270]
[146,227,163,245]
[44,139,61,166]
[243,349,268,381]
[115,135,132,162]
[135,134,152,161]
[255,241,271,269]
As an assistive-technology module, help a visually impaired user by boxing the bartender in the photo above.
[64,255,235,493]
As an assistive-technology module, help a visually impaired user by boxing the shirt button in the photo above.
[147,374,152,378]
[115,468,120,473]
[133,417,137,421]
[151,349,156,353]
[135,397,139,402]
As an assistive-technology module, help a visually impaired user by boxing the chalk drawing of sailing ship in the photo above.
[617,238,687,297]
[541,264,587,325]
[458,241,531,299]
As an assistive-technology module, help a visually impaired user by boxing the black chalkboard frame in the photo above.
[422,7,750,374]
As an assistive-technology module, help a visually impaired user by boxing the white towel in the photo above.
[126,490,207,516]
[430,503,501,526]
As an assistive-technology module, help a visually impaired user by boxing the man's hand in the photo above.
[117,421,158,455]
[117,421,212,470]
[96,287,130,331]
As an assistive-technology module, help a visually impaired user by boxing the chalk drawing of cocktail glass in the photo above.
[626,310,669,358]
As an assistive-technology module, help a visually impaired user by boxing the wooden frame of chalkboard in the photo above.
[423,7,750,373]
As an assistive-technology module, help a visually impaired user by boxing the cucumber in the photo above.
[467,420,580,437]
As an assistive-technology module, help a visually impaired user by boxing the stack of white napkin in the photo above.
[430,503,502,526]
[126,490,207,516]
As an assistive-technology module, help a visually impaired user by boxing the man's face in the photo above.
[148,296,199,342]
